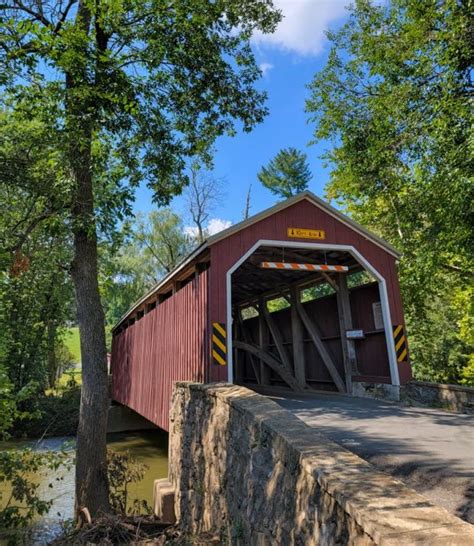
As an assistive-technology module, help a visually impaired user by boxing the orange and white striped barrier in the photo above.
[260,262,348,272]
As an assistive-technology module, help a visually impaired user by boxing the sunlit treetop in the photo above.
[0,0,282,207]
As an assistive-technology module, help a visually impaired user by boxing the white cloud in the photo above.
[206,218,232,235]
[252,0,348,56]
[184,225,198,237]
[184,218,232,238]
[259,62,274,76]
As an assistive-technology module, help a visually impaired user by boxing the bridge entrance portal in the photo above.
[227,240,400,395]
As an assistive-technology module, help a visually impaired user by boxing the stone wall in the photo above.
[168,382,474,545]
[403,380,474,413]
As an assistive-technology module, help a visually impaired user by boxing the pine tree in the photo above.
[258,147,312,199]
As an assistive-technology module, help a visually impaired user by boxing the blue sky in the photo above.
[134,1,350,233]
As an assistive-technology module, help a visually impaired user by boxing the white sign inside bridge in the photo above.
[346,329,365,339]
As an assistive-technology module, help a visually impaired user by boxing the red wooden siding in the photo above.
[208,198,410,383]
[111,270,209,430]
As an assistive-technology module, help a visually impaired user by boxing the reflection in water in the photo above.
[0,429,168,544]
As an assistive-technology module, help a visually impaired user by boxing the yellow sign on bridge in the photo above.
[287,227,326,240]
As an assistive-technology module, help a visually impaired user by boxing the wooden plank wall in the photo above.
[110,269,209,431]
[237,283,391,389]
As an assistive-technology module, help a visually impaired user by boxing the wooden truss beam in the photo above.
[259,296,271,386]
[260,302,294,380]
[233,340,304,392]
[290,286,306,389]
[336,274,358,393]
[294,297,346,393]
[237,309,261,385]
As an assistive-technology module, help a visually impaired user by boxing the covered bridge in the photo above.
[111,192,411,430]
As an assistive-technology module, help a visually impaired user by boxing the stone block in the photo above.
[153,478,176,524]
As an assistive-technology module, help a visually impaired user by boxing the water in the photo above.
[0,429,168,544]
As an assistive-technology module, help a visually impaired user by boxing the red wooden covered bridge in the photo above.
[111,192,411,431]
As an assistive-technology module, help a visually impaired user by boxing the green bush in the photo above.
[11,386,80,439]
[107,450,151,516]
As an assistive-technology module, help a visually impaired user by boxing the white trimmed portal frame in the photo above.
[225,240,401,389]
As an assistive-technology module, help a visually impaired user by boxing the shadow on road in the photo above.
[274,393,474,523]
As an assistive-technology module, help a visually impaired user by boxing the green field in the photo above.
[64,327,81,364]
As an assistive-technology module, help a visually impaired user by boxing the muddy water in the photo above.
[0,430,168,544]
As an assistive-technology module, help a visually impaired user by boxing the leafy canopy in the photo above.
[258,147,312,199]
[306,0,473,382]
[0,112,74,392]
[0,0,282,210]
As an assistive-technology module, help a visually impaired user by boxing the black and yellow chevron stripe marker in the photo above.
[393,325,408,362]
[212,322,227,366]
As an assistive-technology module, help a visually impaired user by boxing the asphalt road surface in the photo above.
[274,392,474,523]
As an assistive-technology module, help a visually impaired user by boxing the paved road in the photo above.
[274,393,474,523]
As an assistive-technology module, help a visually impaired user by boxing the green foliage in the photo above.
[407,284,471,384]
[102,209,195,326]
[306,0,473,383]
[0,261,74,391]
[12,386,81,439]
[266,297,290,313]
[0,0,281,211]
[460,360,474,387]
[0,448,70,531]
[347,271,374,289]
[0,366,16,438]
[0,113,75,392]
[300,283,335,303]
[258,147,312,198]
[107,450,150,516]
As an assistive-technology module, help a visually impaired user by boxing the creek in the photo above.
[0,429,168,544]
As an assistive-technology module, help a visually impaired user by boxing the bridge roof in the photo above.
[113,191,400,331]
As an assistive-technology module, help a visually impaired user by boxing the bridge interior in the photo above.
[231,244,391,394]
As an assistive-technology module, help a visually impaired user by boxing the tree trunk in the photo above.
[71,173,110,517]
[67,0,110,519]
[68,97,110,519]
[72,230,110,517]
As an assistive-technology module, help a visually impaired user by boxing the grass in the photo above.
[64,326,81,364]
[59,324,112,388]
[57,369,82,388]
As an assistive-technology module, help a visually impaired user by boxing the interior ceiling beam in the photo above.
[232,248,367,307]
[234,272,331,308]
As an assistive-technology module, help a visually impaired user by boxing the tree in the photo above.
[184,163,225,244]
[306,0,473,382]
[0,0,281,516]
[103,210,194,326]
[258,147,312,198]
[0,114,74,392]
